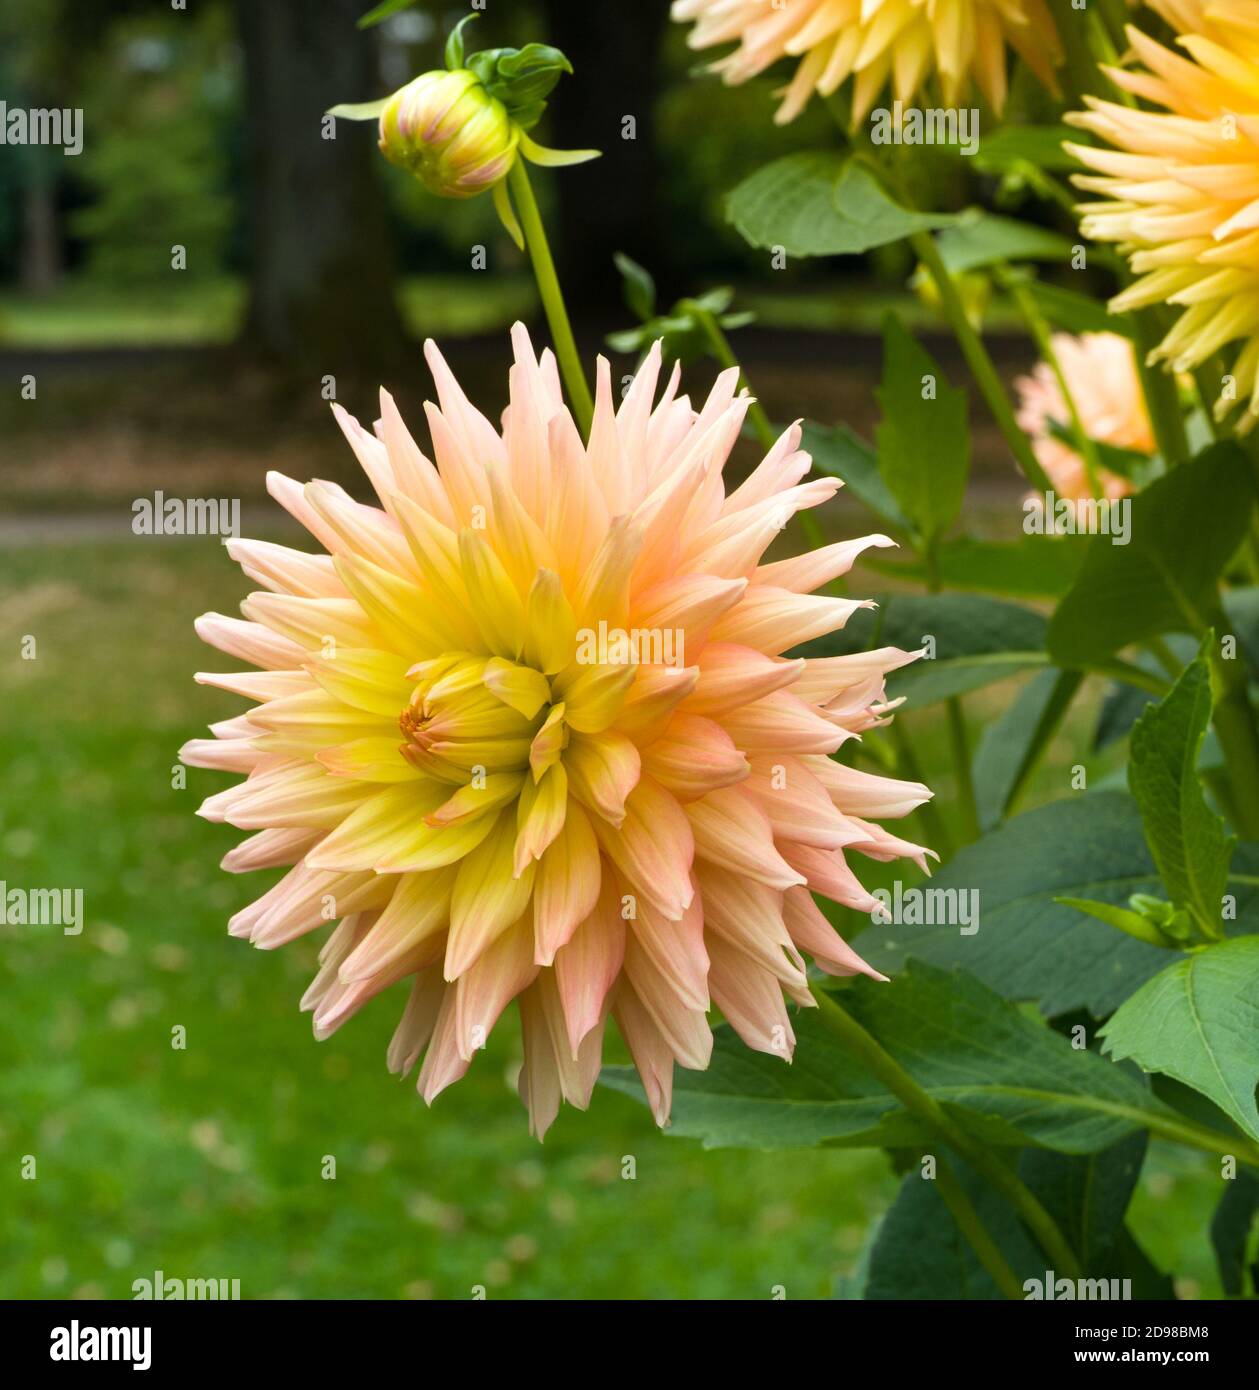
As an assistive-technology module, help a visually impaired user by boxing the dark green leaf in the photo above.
[601,962,1172,1153]
[867,534,1088,599]
[935,210,1076,275]
[1027,280,1135,338]
[801,422,911,533]
[799,592,1048,706]
[1020,1132,1148,1271]
[726,154,954,259]
[1048,441,1254,666]
[865,1162,1042,1299]
[971,125,1081,175]
[1210,1172,1259,1297]
[860,793,1259,1017]
[973,668,1082,828]
[1128,648,1234,937]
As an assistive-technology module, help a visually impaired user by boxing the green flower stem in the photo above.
[1208,636,1259,840]
[1097,1098,1259,1173]
[910,230,1054,494]
[682,299,826,552]
[809,985,1083,1281]
[1090,657,1169,698]
[681,300,777,452]
[933,1160,1026,1299]
[508,160,594,438]
[1128,312,1190,468]
[1001,270,1103,499]
[888,719,953,857]
[925,542,981,843]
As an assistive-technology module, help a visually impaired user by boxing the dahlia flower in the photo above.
[671,0,1063,125]
[1066,10,1259,425]
[1014,332,1146,502]
[182,327,932,1136]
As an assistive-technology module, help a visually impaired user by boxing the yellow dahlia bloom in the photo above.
[183,327,932,1136]
[1066,11,1259,424]
[671,0,1062,124]
[1014,332,1146,502]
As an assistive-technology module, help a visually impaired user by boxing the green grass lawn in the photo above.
[0,273,1016,351]
[0,276,539,350]
[0,530,1225,1298]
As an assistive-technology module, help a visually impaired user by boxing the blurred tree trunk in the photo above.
[20,170,61,295]
[539,0,673,322]
[235,0,407,378]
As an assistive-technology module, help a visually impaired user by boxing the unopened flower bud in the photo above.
[379,69,519,199]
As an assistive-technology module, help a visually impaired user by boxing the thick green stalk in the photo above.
[911,231,1054,494]
[1209,639,1259,840]
[933,1161,1026,1300]
[809,985,1083,1280]
[925,543,980,842]
[888,719,953,856]
[508,160,593,438]
[1128,311,1190,468]
[1003,272,1103,499]
[682,300,777,452]
[683,299,827,551]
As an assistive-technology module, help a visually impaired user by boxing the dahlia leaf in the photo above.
[973,668,1084,828]
[859,793,1259,1017]
[862,1135,1150,1297]
[874,313,969,546]
[800,591,1048,706]
[1099,937,1259,1143]
[1048,440,1255,666]
[1026,281,1136,340]
[934,209,1075,276]
[602,961,1171,1153]
[970,124,1085,176]
[864,534,1089,599]
[1127,647,1234,939]
[726,153,954,260]
[1209,1171,1259,1297]
[800,422,911,534]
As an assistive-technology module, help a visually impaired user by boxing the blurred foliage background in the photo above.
[0,0,1224,1299]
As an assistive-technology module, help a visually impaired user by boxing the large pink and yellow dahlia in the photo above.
[182,327,932,1136]
[671,0,1062,124]
[1067,7,1259,425]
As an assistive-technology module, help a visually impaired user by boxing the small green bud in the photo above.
[379,68,519,199]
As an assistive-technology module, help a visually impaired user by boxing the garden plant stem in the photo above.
[684,298,826,551]
[809,985,1083,1281]
[933,1161,1026,1299]
[925,544,981,843]
[508,160,594,438]
[910,230,1054,494]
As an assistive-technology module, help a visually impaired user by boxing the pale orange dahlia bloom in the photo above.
[182,327,932,1136]
[1066,9,1259,425]
[671,0,1062,124]
[1014,332,1146,501]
